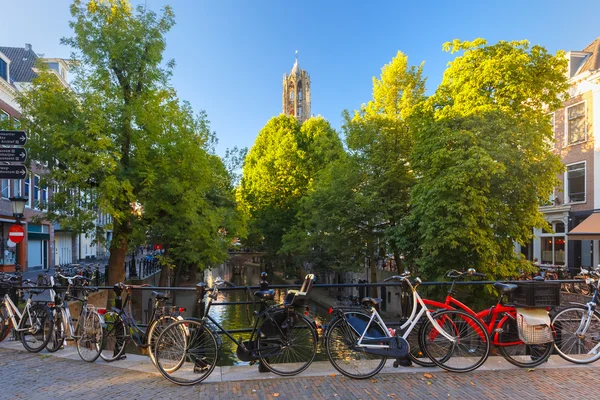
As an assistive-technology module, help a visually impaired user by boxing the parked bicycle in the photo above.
[417,269,554,368]
[552,267,600,364]
[45,272,105,362]
[0,272,54,352]
[154,274,318,386]
[324,272,490,379]
[100,282,183,365]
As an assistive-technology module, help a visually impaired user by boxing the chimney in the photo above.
[25,43,32,52]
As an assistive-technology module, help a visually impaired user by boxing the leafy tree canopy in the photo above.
[410,39,568,279]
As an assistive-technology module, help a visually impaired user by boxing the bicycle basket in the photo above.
[516,308,553,345]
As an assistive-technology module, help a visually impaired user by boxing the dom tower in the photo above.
[282,52,311,122]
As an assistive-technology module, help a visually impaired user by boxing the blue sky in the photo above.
[3,0,600,156]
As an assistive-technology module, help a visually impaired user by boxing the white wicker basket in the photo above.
[516,311,553,344]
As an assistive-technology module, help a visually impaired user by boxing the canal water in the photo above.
[159,263,331,366]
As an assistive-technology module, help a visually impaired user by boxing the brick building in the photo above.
[0,43,95,272]
[519,37,600,272]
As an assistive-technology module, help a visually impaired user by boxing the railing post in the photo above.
[196,282,206,318]
[95,266,100,287]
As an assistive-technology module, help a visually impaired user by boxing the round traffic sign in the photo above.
[8,224,24,244]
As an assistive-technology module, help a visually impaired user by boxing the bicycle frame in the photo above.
[352,280,455,350]
[199,285,298,357]
[2,294,36,333]
[423,295,516,346]
[571,281,600,354]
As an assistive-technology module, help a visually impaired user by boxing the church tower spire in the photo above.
[282,51,311,122]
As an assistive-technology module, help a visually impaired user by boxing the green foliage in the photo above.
[18,0,241,283]
[284,52,425,275]
[411,39,568,280]
[237,115,343,266]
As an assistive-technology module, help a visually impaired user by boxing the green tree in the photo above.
[411,39,568,279]
[237,115,342,272]
[17,0,232,286]
[284,52,425,292]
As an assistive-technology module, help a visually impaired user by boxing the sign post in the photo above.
[0,130,28,179]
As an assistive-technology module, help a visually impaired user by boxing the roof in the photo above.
[576,37,600,75]
[291,59,300,75]
[0,46,39,84]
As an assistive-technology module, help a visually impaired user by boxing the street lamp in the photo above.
[9,196,28,273]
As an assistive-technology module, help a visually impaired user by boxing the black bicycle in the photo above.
[154,274,318,386]
[100,283,183,366]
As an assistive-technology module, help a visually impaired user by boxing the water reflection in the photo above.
[174,263,292,366]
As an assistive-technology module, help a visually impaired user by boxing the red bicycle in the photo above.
[413,269,553,368]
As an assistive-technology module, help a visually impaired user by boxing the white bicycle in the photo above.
[324,273,491,378]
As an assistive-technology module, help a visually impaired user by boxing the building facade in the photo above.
[282,55,311,122]
[0,44,113,271]
[520,37,600,272]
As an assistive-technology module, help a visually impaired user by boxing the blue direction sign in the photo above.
[0,148,27,163]
[0,165,27,179]
[0,130,27,146]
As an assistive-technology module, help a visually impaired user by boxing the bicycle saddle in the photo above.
[152,291,169,300]
[493,282,518,293]
[254,289,275,300]
[361,297,382,307]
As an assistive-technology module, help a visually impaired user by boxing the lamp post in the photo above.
[9,196,27,274]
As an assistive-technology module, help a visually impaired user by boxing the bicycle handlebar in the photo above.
[446,269,486,279]
[383,272,411,282]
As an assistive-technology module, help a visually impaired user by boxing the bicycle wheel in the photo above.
[496,314,553,367]
[552,306,600,364]
[155,319,218,386]
[76,310,104,362]
[20,303,54,353]
[257,310,317,376]
[147,315,179,367]
[420,309,490,373]
[100,311,127,362]
[46,308,66,353]
[325,311,387,379]
[0,304,13,342]
[405,317,435,367]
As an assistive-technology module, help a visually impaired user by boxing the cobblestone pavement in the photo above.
[0,347,596,400]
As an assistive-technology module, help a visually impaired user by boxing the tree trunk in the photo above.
[367,238,378,297]
[106,218,130,306]
[393,250,403,274]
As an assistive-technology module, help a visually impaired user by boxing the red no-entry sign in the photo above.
[8,224,24,244]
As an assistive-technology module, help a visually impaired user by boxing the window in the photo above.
[13,118,20,129]
[33,175,40,208]
[298,89,303,101]
[12,180,20,197]
[0,110,8,121]
[290,91,295,101]
[540,221,566,266]
[567,162,585,203]
[1,180,8,198]
[0,58,7,81]
[24,175,30,207]
[567,102,586,144]
[298,106,303,117]
[42,186,47,208]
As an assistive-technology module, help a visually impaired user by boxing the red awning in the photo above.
[567,212,600,240]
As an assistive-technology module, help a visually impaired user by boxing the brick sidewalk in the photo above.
[0,348,595,400]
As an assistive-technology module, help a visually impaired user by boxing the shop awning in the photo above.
[567,212,600,240]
